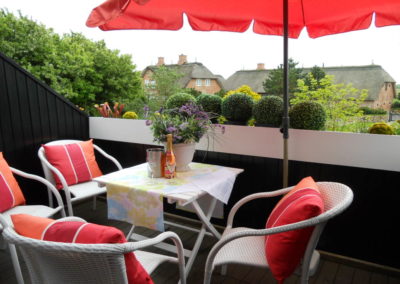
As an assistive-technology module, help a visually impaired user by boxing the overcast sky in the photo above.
[2,0,400,82]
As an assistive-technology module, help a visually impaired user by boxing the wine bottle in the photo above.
[164,134,176,179]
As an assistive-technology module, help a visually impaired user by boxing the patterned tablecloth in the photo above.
[104,163,239,231]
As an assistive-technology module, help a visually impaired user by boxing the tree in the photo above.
[304,66,326,90]
[291,75,368,131]
[262,58,304,98]
[0,9,143,114]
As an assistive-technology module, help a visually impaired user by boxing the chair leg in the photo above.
[221,264,227,276]
[92,196,97,211]
[9,244,24,284]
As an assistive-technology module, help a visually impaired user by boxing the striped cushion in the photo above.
[11,214,153,284]
[0,152,26,213]
[43,140,102,189]
[265,177,324,283]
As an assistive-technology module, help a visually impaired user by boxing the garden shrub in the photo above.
[253,95,283,126]
[122,111,138,119]
[221,93,254,123]
[165,93,196,109]
[368,122,395,135]
[196,94,222,115]
[360,106,387,115]
[289,101,326,130]
[391,99,400,110]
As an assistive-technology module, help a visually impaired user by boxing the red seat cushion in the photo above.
[0,152,26,213]
[43,139,102,189]
[11,214,153,284]
[265,177,324,283]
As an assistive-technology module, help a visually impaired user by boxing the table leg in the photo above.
[184,197,221,276]
[126,225,135,240]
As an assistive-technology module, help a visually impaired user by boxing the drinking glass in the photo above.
[146,148,163,179]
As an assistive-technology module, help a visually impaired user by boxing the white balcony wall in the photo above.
[90,117,400,172]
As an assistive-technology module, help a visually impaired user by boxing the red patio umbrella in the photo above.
[86,0,400,186]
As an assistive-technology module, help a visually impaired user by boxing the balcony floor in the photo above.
[1,199,399,284]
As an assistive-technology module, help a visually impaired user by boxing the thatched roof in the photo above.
[224,69,270,93]
[225,65,395,100]
[318,65,395,100]
[142,63,224,88]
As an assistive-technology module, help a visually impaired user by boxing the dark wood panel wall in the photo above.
[94,139,400,269]
[0,52,89,203]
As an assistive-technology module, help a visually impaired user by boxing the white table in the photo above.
[94,162,243,275]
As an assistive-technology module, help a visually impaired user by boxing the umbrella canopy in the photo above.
[86,0,400,186]
[87,0,400,38]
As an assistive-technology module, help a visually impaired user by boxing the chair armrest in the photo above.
[10,167,66,217]
[226,186,294,227]
[122,231,186,284]
[93,144,123,170]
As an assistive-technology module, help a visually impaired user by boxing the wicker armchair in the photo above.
[204,182,354,284]
[0,216,186,284]
[38,139,123,216]
[0,167,66,284]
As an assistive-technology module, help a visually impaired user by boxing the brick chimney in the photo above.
[156,57,165,66]
[257,63,265,70]
[178,54,187,65]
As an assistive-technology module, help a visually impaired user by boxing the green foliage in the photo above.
[225,85,261,101]
[262,58,304,98]
[391,99,400,109]
[289,101,326,130]
[123,95,147,118]
[214,88,226,98]
[165,93,196,109]
[149,65,183,105]
[368,122,395,135]
[0,10,143,113]
[253,95,283,126]
[292,75,368,131]
[360,106,387,115]
[122,111,138,119]
[184,88,202,98]
[196,94,222,115]
[221,93,254,122]
[304,66,326,91]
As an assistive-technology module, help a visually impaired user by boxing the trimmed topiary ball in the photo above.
[122,111,138,119]
[221,93,254,123]
[253,95,283,126]
[166,93,196,109]
[196,94,222,115]
[368,122,395,135]
[289,101,326,130]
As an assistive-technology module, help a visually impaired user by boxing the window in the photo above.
[205,79,211,86]
[196,79,202,86]
[144,79,150,85]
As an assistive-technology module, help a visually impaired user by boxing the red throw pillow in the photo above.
[0,152,26,212]
[265,177,324,283]
[43,139,103,189]
[11,214,153,284]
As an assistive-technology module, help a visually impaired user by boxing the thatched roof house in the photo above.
[225,64,396,110]
[142,55,224,94]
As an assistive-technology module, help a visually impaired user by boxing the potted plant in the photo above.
[221,93,254,125]
[165,93,197,109]
[196,94,222,122]
[145,103,222,171]
[253,95,283,127]
[289,101,326,130]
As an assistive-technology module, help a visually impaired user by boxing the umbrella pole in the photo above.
[282,0,289,188]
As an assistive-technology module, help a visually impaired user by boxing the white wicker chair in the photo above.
[0,167,66,284]
[38,139,123,216]
[0,216,186,284]
[203,182,354,284]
